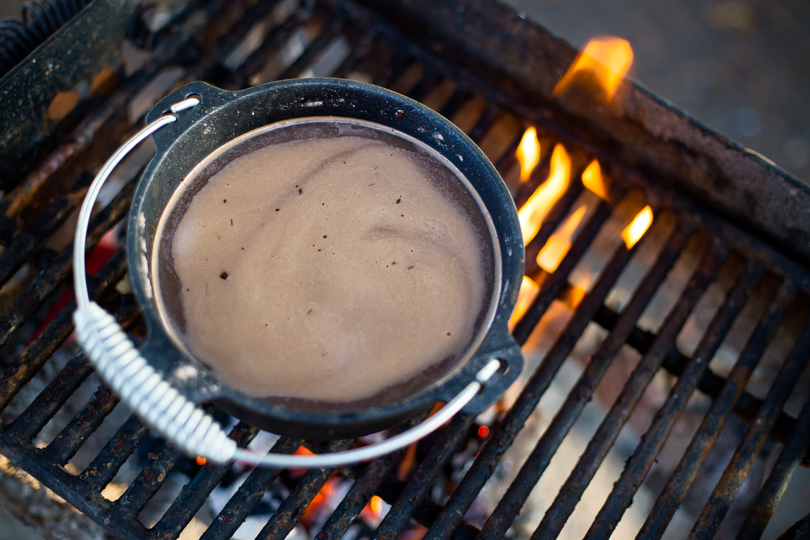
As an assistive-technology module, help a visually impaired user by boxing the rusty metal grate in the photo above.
[0,0,809,538]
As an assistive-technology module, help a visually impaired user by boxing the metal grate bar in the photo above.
[316,413,427,538]
[512,197,616,345]
[116,441,184,517]
[330,30,376,79]
[538,241,728,539]
[186,0,284,82]
[513,155,561,211]
[201,437,301,540]
[0,186,88,286]
[523,180,587,279]
[493,131,524,178]
[0,181,135,348]
[405,71,441,102]
[276,19,344,81]
[637,279,799,540]
[316,449,401,539]
[151,423,258,539]
[0,250,129,411]
[437,89,472,121]
[472,226,694,540]
[592,303,807,453]
[79,414,149,492]
[367,48,409,89]
[45,386,119,466]
[688,311,810,538]
[11,356,94,440]
[256,439,355,540]
[422,224,677,540]
[0,41,189,231]
[217,10,303,89]
[776,512,810,540]
[373,412,473,540]
[369,470,479,538]
[737,393,810,539]
[0,3,808,540]
[584,258,765,538]
[10,297,141,441]
[467,105,499,143]
[0,427,144,539]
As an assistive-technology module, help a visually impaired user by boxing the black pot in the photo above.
[127,78,525,440]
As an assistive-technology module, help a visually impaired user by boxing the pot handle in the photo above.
[71,95,509,468]
[460,330,523,414]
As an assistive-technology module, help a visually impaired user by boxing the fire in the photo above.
[559,284,587,311]
[536,204,587,273]
[516,127,541,182]
[477,425,490,439]
[582,160,609,199]
[555,37,634,101]
[195,456,207,466]
[518,144,571,245]
[622,206,653,248]
[397,442,418,480]
[509,276,540,331]
[361,494,387,524]
[370,495,384,517]
[302,476,338,524]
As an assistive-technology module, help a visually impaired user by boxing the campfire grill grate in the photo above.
[0,0,808,538]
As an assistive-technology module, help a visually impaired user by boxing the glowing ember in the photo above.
[397,442,418,480]
[370,495,384,517]
[536,204,587,273]
[555,36,634,101]
[509,276,540,331]
[622,205,653,248]
[518,144,571,245]
[195,456,206,466]
[303,476,338,524]
[559,284,587,311]
[516,127,541,182]
[582,160,609,199]
[477,425,490,439]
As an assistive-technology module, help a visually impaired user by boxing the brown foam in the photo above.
[157,128,489,404]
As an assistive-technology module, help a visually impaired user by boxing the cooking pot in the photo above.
[73,78,524,464]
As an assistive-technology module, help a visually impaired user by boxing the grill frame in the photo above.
[0,0,808,539]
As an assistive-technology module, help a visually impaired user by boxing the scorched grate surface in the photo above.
[0,0,808,539]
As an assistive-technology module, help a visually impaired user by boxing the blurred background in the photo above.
[503,0,810,185]
[2,0,808,183]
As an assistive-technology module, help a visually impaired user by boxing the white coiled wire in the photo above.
[72,96,500,467]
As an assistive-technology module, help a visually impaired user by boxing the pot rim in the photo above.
[126,78,525,437]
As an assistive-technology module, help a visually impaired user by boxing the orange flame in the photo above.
[303,477,337,523]
[582,160,609,199]
[508,276,540,331]
[195,456,207,466]
[477,425,490,439]
[518,144,571,245]
[622,206,653,248]
[555,37,634,101]
[397,442,418,480]
[516,127,541,182]
[536,205,587,273]
[559,284,587,311]
[370,496,384,517]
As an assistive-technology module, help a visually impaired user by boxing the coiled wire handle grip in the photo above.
[72,97,502,467]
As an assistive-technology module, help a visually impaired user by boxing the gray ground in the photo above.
[503,0,810,185]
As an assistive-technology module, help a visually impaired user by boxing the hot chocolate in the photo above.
[154,121,494,406]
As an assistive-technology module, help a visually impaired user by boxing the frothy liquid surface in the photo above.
[157,126,489,405]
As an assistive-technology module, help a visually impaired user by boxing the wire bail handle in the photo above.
[72,96,504,467]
